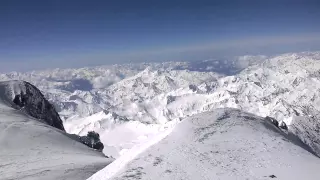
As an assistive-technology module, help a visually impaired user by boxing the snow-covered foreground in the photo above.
[88,125,174,179]
[90,109,320,180]
[0,81,112,180]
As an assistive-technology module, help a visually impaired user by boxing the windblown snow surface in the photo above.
[89,109,320,180]
[0,81,112,180]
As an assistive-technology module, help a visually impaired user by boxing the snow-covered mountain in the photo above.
[0,55,266,125]
[1,52,320,179]
[1,52,320,156]
[0,81,112,180]
[89,109,320,180]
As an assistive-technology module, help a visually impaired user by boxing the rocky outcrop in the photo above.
[79,131,104,151]
[1,80,65,131]
[1,80,106,151]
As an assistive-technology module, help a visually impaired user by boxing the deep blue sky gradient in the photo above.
[1,0,320,71]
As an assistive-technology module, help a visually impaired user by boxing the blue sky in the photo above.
[1,0,320,72]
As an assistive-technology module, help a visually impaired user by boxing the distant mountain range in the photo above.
[1,52,320,179]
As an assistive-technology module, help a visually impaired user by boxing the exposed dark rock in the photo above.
[166,95,176,104]
[111,112,129,122]
[189,84,198,92]
[3,81,108,153]
[265,116,279,127]
[269,174,277,178]
[253,82,262,88]
[93,142,104,151]
[279,121,288,130]
[79,131,104,151]
[13,94,24,107]
[11,81,65,131]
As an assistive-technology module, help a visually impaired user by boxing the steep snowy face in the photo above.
[0,80,65,131]
[89,109,320,180]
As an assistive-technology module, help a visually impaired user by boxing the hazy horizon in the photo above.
[1,0,320,72]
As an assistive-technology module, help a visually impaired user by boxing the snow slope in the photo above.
[0,81,112,180]
[89,109,320,180]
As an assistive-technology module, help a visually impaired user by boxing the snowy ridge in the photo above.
[90,109,320,180]
[88,126,174,180]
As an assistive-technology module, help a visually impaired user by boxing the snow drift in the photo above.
[89,109,320,180]
[0,81,112,180]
